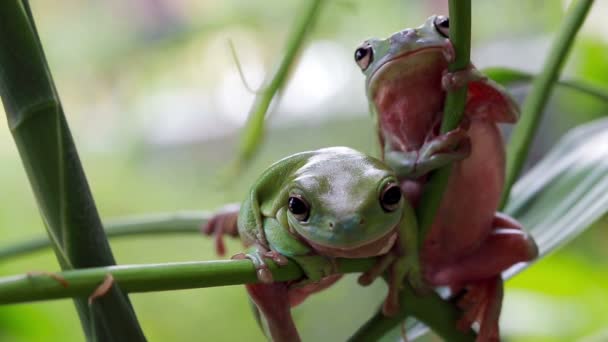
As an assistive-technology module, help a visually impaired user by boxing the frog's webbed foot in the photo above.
[201,203,240,256]
[456,277,502,342]
[441,65,486,92]
[413,126,471,176]
[232,246,288,283]
[358,248,428,317]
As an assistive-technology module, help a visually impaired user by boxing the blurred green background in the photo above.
[1,0,607,341]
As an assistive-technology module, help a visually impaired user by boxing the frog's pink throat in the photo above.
[369,47,449,151]
[303,227,398,258]
[367,46,446,94]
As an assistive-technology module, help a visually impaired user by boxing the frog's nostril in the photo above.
[359,218,365,225]
[329,222,334,230]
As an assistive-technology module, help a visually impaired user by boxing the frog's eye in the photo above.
[434,16,450,38]
[288,195,310,221]
[380,183,402,212]
[354,45,373,71]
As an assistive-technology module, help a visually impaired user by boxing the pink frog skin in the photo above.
[355,15,538,341]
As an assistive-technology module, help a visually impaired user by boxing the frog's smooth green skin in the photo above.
[356,15,538,341]
[203,147,423,342]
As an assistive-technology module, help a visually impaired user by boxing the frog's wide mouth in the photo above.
[367,47,447,94]
[303,227,399,258]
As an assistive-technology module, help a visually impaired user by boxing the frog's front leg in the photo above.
[358,204,427,316]
[232,244,289,284]
[441,65,486,91]
[385,127,471,179]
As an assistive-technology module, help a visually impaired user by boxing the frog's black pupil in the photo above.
[439,17,449,28]
[288,197,308,215]
[382,186,401,206]
[354,48,368,61]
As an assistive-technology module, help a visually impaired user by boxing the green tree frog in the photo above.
[203,147,424,341]
[355,15,538,341]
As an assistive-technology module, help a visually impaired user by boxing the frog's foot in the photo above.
[358,253,395,286]
[359,251,427,317]
[441,65,486,92]
[232,247,288,284]
[414,127,471,176]
[288,274,342,307]
[27,271,69,288]
[246,282,301,342]
[88,274,115,304]
[201,204,240,256]
[456,277,502,342]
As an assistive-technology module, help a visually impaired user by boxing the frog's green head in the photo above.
[285,147,405,258]
[354,15,451,97]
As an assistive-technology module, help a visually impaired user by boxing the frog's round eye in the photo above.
[288,195,310,221]
[434,16,450,38]
[354,45,373,71]
[380,183,402,212]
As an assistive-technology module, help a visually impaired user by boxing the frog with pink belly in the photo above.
[355,15,538,341]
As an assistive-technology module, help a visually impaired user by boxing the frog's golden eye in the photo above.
[434,16,450,38]
[354,45,373,71]
[288,195,310,222]
[379,183,402,212]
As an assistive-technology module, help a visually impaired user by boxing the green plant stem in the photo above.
[0,212,209,260]
[349,283,475,342]
[500,0,595,207]
[238,0,322,165]
[0,258,357,304]
[416,0,471,240]
[0,1,145,339]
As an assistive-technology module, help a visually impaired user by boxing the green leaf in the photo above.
[483,67,608,103]
[0,1,145,340]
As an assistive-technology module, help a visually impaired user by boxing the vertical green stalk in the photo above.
[237,0,323,165]
[0,1,145,340]
[501,0,594,207]
[416,0,471,238]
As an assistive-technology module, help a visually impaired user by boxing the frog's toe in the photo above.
[263,250,289,266]
[441,66,486,91]
[232,252,274,283]
[408,270,430,295]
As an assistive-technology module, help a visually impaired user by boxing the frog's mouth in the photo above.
[304,227,398,258]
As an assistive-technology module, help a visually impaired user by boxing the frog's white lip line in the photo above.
[368,46,445,89]
[302,225,398,251]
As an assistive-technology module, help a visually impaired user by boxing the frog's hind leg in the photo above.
[246,282,301,342]
[455,276,502,342]
[427,213,538,285]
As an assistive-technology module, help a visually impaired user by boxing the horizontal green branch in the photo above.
[0,258,369,304]
[0,257,473,340]
[0,212,210,260]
